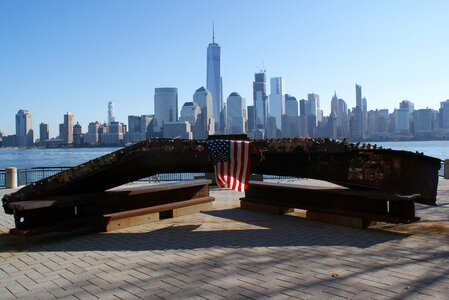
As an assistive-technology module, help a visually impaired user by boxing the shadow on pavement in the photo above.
[0,207,406,252]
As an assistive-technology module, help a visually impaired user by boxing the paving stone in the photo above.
[1,179,449,299]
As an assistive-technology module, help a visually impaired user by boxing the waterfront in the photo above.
[1,140,449,170]
[375,140,449,161]
[0,147,120,170]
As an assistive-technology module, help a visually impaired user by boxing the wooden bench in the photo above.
[240,181,420,228]
[8,179,214,235]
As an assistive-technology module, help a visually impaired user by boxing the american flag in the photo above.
[206,140,254,192]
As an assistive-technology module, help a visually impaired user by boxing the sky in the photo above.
[1,0,449,137]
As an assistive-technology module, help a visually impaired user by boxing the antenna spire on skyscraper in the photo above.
[212,21,215,43]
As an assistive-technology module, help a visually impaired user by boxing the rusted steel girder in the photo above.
[2,138,441,214]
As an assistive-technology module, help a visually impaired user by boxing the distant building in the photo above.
[366,109,389,139]
[73,122,83,145]
[355,84,362,109]
[140,115,154,136]
[337,98,349,138]
[84,121,100,145]
[349,107,363,141]
[307,94,319,136]
[39,123,49,143]
[298,99,308,137]
[126,115,155,143]
[269,77,284,130]
[154,87,178,133]
[101,121,125,145]
[266,116,278,139]
[414,108,435,138]
[399,100,414,130]
[15,109,34,147]
[179,102,201,129]
[282,94,299,138]
[128,115,142,133]
[247,105,255,136]
[193,87,215,139]
[2,135,17,147]
[439,100,449,129]
[206,26,223,132]
[59,112,74,144]
[355,84,367,136]
[108,101,115,125]
[163,121,192,139]
[226,92,246,134]
[393,108,411,135]
[253,72,268,132]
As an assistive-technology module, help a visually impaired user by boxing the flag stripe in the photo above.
[231,143,241,190]
[242,142,251,191]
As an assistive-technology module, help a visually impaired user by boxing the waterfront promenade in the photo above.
[1,179,449,299]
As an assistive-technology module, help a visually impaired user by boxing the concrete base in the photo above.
[306,210,376,229]
[240,200,294,215]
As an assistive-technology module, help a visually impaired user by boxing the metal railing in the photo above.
[0,167,210,188]
[136,173,207,182]
[0,171,5,188]
[17,167,72,186]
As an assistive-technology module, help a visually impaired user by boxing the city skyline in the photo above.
[1,1,449,135]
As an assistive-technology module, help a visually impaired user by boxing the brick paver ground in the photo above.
[0,179,449,299]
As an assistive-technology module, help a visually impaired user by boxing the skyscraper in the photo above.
[247,105,255,134]
[154,87,178,133]
[128,116,142,133]
[193,86,215,138]
[73,122,83,145]
[355,84,362,109]
[331,91,338,116]
[15,109,33,147]
[439,100,449,129]
[307,93,319,136]
[39,123,49,142]
[253,72,268,131]
[84,121,100,145]
[108,101,115,125]
[269,77,284,130]
[179,102,201,130]
[226,92,246,134]
[355,84,367,136]
[206,25,222,132]
[298,99,308,137]
[282,94,299,138]
[60,112,74,144]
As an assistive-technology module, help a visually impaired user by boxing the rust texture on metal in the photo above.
[2,138,441,213]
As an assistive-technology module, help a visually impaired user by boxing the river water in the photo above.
[0,141,448,170]
[0,147,120,170]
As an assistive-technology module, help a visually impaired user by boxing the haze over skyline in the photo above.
[1,0,449,136]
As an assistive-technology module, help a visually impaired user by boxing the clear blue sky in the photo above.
[1,0,449,137]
